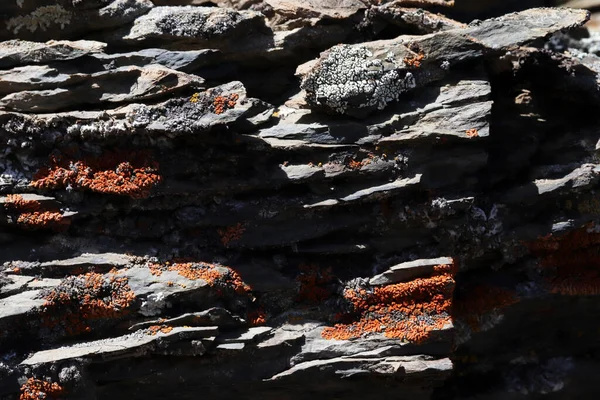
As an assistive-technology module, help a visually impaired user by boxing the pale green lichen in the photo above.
[6,5,72,35]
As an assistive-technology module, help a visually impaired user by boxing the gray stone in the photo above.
[299,7,588,116]
[0,64,204,112]
[502,164,600,204]
[91,48,220,72]
[370,257,454,286]
[0,275,34,297]
[0,39,106,68]
[122,6,265,45]
[369,3,465,34]
[220,326,273,343]
[280,164,324,181]
[264,0,366,30]
[216,342,245,350]
[20,326,218,365]
[269,354,452,381]
[463,8,590,50]
[340,175,421,203]
[1,0,153,42]
[129,308,245,331]
[0,290,44,320]
[40,252,131,269]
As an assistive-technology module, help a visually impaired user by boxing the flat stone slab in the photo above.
[21,326,219,366]
[40,253,132,269]
[0,290,44,320]
[370,257,454,286]
[0,39,106,68]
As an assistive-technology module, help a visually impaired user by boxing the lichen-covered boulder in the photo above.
[299,7,589,117]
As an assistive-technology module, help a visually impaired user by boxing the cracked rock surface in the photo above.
[1,1,600,399]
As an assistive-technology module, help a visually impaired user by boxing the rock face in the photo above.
[1,2,600,400]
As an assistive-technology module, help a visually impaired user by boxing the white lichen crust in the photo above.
[300,44,417,115]
[6,5,72,35]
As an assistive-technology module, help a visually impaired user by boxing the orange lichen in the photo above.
[149,262,251,295]
[4,194,70,231]
[20,378,63,400]
[465,129,479,138]
[296,264,335,305]
[403,51,425,68]
[169,262,222,283]
[322,262,455,343]
[41,272,135,336]
[149,263,163,276]
[347,157,374,170]
[218,223,246,247]
[213,93,239,115]
[31,150,161,199]
[248,309,267,326]
[4,194,39,212]
[17,211,69,229]
[526,224,600,296]
[348,159,362,170]
[147,325,173,335]
[190,92,200,103]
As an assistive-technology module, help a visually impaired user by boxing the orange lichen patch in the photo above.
[347,157,374,170]
[322,262,455,343]
[296,264,335,305]
[4,194,40,212]
[147,325,173,335]
[213,93,239,115]
[218,223,246,247]
[4,194,70,231]
[248,309,267,326]
[404,51,425,68]
[20,378,63,400]
[41,272,135,337]
[151,262,252,295]
[149,263,164,276]
[17,211,70,230]
[31,150,161,199]
[190,92,200,103]
[168,262,222,283]
[526,225,600,296]
[465,129,479,138]
[453,285,518,331]
[348,159,362,170]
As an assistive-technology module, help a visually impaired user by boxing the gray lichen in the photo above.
[124,6,258,41]
[300,45,416,115]
[5,5,72,35]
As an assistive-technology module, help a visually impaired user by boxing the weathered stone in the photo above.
[299,8,588,116]
[0,290,44,320]
[0,64,205,112]
[269,354,453,381]
[368,3,465,34]
[0,39,106,68]
[20,326,218,365]
[370,257,454,285]
[129,308,245,331]
[220,326,273,343]
[122,6,266,46]
[1,0,154,41]
[263,0,366,30]
[1,4,600,400]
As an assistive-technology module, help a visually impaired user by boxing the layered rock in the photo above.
[1,2,600,400]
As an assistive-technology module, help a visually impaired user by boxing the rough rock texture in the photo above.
[1,2,600,400]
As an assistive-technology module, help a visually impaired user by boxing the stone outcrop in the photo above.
[1,1,600,400]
